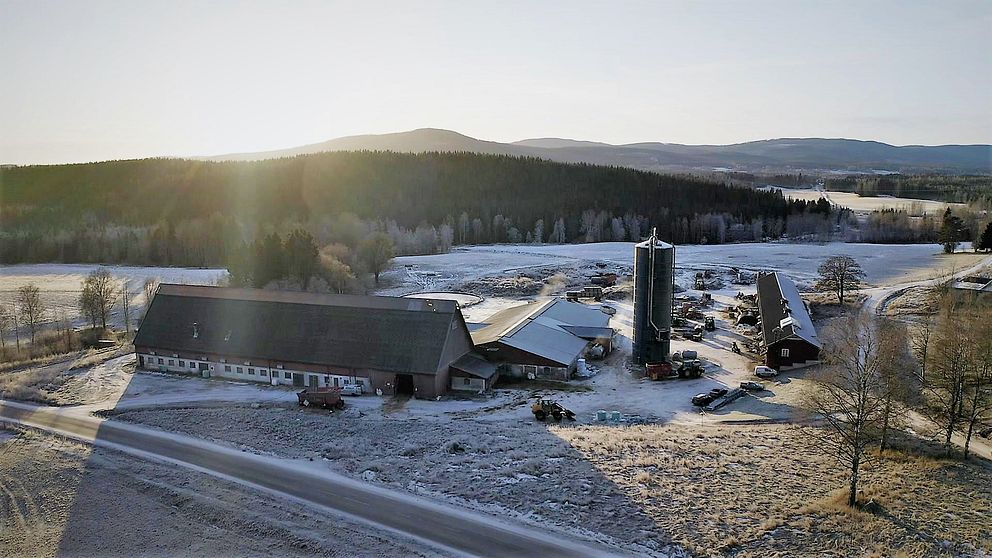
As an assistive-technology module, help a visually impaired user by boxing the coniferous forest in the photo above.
[1,150,833,266]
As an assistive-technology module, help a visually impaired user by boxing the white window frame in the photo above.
[781,348,790,357]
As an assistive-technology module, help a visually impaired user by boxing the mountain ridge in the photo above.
[199,128,991,174]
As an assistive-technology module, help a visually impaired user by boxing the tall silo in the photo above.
[632,229,675,364]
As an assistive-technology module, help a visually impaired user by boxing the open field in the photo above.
[774,188,969,214]
[0,264,225,330]
[382,242,953,302]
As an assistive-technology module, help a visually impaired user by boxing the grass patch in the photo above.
[552,423,991,557]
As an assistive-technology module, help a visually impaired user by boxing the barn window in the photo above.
[284,371,292,379]
[260,369,267,376]
[178,360,184,367]
[189,362,196,369]
[463,378,471,386]
[248,368,255,375]
[543,366,552,376]
[158,358,164,364]
[224,365,232,372]
[237,366,243,373]
[781,348,790,357]
[168,359,174,366]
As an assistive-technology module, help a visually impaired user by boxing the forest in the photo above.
[0,151,833,267]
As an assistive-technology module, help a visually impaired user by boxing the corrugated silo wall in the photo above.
[632,242,674,364]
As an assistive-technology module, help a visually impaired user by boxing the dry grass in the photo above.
[552,423,991,557]
[0,346,126,404]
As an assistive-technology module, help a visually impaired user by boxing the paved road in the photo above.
[0,400,628,558]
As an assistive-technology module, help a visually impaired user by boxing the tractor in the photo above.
[532,399,576,421]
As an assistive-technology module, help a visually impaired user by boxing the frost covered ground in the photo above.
[773,188,967,214]
[4,244,990,556]
[0,264,226,328]
[0,425,439,558]
[381,242,952,299]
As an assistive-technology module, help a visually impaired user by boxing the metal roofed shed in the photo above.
[471,298,615,382]
[756,272,821,370]
[449,352,499,393]
[133,284,477,399]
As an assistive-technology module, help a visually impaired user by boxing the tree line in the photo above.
[1,151,831,266]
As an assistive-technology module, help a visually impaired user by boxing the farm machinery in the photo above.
[531,399,576,421]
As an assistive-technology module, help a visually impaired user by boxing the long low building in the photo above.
[470,298,614,381]
[133,285,497,398]
[756,272,821,369]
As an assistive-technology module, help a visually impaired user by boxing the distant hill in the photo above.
[201,129,992,174]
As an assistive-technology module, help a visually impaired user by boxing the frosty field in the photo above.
[0,264,226,328]
[776,188,967,214]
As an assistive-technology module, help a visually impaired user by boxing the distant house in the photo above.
[133,285,496,398]
[756,273,821,370]
[470,298,614,381]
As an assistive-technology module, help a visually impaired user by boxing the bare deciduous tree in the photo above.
[121,278,131,336]
[359,233,394,285]
[802,314,886,506]
[923,306,971,456]
[912,311,935,382]
[143,277,160,316]
[80,268,118,330]
[961,313,992,458]
[0,305,10,351]
[16,284,44,343]
[876,319,915,451]
[815,255,866,304]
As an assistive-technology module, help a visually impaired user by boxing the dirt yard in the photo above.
[0,425,440,558]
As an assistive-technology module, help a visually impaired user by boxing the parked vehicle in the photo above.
[739,381,765,391]
[678,360,703,379]
[708,388,728,399]
[297,387,345,409]
[687,326,704,342]
[340,384,363,396]
[673,350,698,362]
[754,365,778,379]
[704,317,716,331]
[691,393,715,406]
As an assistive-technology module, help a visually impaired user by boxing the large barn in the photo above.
[133,285,496,398]
[756,272,821,370]
[470,298,613,381]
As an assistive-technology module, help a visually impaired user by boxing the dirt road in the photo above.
[0,400,629,558]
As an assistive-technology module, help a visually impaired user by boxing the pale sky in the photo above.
[2,0,990,165]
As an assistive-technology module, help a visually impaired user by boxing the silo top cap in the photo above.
[634,239,674,249]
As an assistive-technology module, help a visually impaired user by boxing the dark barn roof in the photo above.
[756,272,820,349]
[134,285,462,374]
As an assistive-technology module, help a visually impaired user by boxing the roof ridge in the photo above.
[501,299,556,338]
[156,284,456,313]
